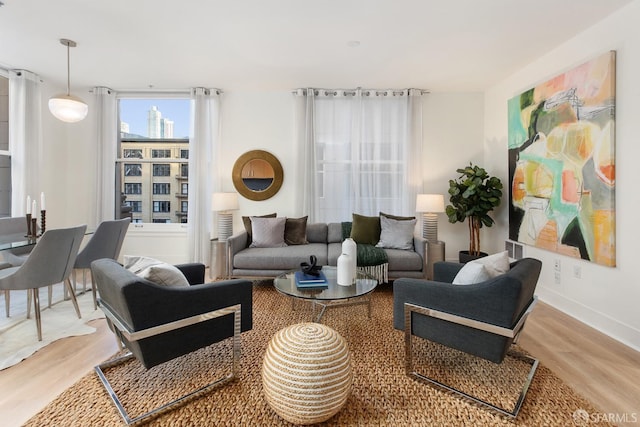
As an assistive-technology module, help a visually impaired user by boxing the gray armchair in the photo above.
[393,257,542,417]
[90,258,253,424]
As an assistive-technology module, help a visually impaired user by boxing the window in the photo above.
[124,164,142,176]
[153,164,171,176]
[117,97,190,223]
[153,183,170,194]
[124,183,142,194]
[153,201,171,212]
[181,183,188,194]
[125,200,142,212]
[123,149,143,159]
[152,149,171,158]
[181,201,188,212]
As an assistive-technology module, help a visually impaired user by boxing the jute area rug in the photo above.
[26,283,608,426]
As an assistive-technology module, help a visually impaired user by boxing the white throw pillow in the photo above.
[249,216,287,248]
[469,250,510,278]
[124,255,190,287]
[376,215,417,250]
[452,262,492,285]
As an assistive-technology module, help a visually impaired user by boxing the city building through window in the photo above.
[118,98,190,223]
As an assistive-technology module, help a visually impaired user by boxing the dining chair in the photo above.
[0,225,87,341]
[0,216,37,317]
[72,218,130,310]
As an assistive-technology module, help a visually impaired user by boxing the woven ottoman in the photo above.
[262,322,352,425]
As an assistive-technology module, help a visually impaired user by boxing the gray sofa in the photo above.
[228,222,427,282]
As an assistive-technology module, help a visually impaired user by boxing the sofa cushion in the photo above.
[250,216,287,248]
[376,215,416,250]
[242,213,276,245]
[123,255,190,287]
[285,216,309,245]
[233,243,329,270]
[350,213,381,245]
[384,248,423,271]
[305,223,328,243]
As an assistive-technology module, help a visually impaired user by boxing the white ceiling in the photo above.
[0,0,633,93]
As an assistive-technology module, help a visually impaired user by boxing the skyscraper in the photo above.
[147,106,174,138]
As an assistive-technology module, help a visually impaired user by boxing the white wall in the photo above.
[483,0,640,350]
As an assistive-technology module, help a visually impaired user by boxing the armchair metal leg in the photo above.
[95,303,242,425]
[4,290,9,317]
[404,302,539,418]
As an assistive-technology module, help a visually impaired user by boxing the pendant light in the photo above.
[48,38,88,123]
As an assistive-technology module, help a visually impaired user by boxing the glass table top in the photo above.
[273,266,378,301]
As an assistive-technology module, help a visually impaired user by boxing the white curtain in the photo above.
[293,88,423,223]
[187,88,221,264]
[94,87,118,226]
[8,70,43,216]
[293,89,317,218]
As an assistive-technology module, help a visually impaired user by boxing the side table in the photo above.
[426,240,445,280]
[210,238,230,280]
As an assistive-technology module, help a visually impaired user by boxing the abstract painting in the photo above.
[508,51,616,266]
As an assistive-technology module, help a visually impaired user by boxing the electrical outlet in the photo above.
[573,265,582,279]
[554,271,561,285]
[554,259,561,272]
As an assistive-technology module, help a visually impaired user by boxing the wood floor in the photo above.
[1,292,639,426]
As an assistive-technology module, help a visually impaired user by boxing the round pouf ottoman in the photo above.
[262,322,352,425]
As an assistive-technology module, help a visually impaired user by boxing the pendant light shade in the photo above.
[49,39,88,123]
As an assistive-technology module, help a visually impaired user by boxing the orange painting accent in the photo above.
[599,164,615,184]
[512,165,525,202]
[593,209,616,266]
[561,169,580,204]
[535,220,558,251]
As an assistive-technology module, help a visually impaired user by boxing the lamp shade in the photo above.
[416,194,445,213]
[48,94,88,123]
[212,192,239,212]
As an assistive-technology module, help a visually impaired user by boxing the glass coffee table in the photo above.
[273,266,378,322]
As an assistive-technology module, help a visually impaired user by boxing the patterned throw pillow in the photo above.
[376,215,416,250]
[249,216,287,248]
[242,213,276,245]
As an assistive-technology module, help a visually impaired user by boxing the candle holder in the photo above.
[40,210,46,235]
[26,213,33,237]
[31,218,38,239]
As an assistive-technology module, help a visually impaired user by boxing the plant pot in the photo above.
[459,250,488,264]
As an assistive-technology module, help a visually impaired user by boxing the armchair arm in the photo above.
[122,279,253,333]
[433,261,464,283]
[175,263,205,285]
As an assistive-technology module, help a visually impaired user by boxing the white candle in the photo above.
[40,192,46,211]
[32,200,37,215]
[26,196,31,214]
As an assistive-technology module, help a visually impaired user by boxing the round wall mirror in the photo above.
[232,150,284,201]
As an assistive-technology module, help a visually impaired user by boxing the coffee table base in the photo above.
[294,294,372,323]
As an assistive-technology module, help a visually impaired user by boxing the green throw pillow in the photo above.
[350,213,381,245]
[380,211,415,221]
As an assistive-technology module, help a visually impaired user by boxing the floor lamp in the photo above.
[416,194,445,279]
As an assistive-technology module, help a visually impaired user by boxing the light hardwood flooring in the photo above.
[1,291,639,426]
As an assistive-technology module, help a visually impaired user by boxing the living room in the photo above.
[1,0,639,425]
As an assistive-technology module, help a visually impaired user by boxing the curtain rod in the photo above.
[291,87,430,95]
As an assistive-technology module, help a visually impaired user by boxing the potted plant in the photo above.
[445,163,503,263]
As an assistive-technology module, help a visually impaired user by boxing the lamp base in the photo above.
[217,213,233,241]
[422,213,438,242]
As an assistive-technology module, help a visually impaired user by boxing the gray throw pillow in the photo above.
[249,216,287,248]
[376,215,416,250]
